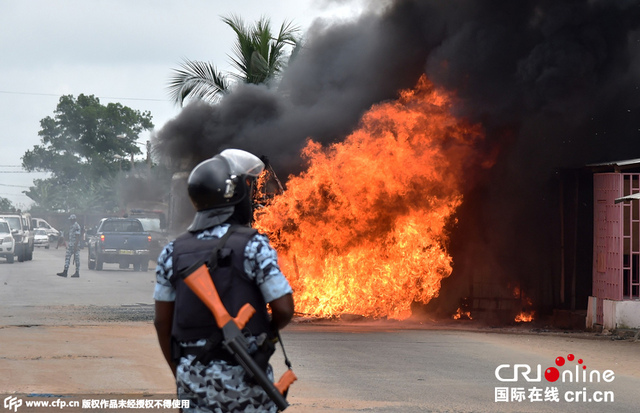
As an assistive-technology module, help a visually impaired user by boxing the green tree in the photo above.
[22,94,154,212]
[168,14,299,106]
[0,196,15,211]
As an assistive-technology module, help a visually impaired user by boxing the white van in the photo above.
[31,218,60,239]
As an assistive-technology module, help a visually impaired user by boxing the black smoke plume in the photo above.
[154,0,640,317]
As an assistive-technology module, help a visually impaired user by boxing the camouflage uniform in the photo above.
[64,220,81,270]
[154,224,293,413]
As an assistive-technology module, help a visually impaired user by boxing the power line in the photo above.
[0,90,169,102]
[0,193,30,197]
[0,183,30,188]
[0,90,59,98]
[0,171,49,174]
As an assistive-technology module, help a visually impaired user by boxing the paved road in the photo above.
[0,243,156,324]
[1,247,640,412]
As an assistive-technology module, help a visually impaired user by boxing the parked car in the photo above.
[87,217,151,271]
[33,229,50,249]
[0,218,15,263]
[0,211,34,262]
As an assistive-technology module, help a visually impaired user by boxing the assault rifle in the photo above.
[180,262,297,411]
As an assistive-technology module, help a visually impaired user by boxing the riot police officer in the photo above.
[153,149,294,412]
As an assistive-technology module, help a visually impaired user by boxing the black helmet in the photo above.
[187,149,265,231]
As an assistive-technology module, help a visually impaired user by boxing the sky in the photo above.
[0,0,369,208]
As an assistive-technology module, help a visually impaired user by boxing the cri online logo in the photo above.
[495,354,615,383]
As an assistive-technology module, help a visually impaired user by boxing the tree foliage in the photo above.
[22,94,154,212]
[0,197,15,211]
[223,15,299,84]
[168,15,300,106]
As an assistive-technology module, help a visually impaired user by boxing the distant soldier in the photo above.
[57,214,81,278]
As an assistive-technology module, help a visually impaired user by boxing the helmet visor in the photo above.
[220,149,265,177]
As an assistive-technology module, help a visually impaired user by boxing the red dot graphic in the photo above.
[578,359,583,364]
[568,354,575,361]
[583,365,587,370]
[545,367,560,382]
[555,357,565,366]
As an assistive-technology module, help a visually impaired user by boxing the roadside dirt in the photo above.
[0,323,173,395]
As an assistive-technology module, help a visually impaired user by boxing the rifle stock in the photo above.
[182,264,255,329]
[275,369,297,394]
[181,263,295,411]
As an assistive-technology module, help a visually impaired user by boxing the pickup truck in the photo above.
[128,209,169,262]
[87,218,151,271]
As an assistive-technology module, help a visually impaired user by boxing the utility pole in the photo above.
[146,140,151,171]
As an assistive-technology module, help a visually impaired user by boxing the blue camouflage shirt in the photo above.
[153,223,292,304]
[68,222,81,245]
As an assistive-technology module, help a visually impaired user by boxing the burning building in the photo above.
[154,1,640,324]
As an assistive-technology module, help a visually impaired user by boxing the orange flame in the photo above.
[453,307,472,320]
[255,75,484,320]
[515,311,535,323]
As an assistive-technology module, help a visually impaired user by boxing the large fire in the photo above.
[255,75,484,320]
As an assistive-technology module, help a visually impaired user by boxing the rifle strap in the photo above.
[276,329,293,370]
[276,329,294,398]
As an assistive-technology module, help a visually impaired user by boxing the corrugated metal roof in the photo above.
[588,158,640,172]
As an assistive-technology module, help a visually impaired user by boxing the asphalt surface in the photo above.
[1,245,639,412]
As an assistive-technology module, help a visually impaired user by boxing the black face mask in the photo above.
[229,193,253,226]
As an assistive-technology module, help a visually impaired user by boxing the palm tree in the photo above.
[168,14,300,106]
[167,61,230,106]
